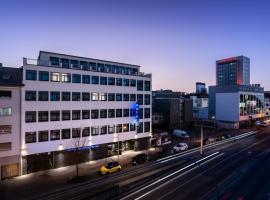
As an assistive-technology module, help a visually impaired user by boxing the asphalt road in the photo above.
[2,128,269,200]
[121,128,270,200]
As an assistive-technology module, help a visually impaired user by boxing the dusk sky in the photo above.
[0,0,270,92]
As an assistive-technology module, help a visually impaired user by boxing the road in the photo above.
[2,128,270,200]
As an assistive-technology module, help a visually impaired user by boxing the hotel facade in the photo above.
[1,51,152,178]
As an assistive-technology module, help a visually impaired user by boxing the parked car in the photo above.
[255,121,262,125]
[100,161,121,175]
[260,121,269,127]
[173,130,190,139]
[203,138,216,145]
[173,143,188,153]
[131,153,149,166]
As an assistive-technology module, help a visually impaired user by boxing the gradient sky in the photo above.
[0,0,270,92]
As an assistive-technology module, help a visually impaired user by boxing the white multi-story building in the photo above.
[264,92,270,119]
[21,51,152,174]
[0,64,23,180]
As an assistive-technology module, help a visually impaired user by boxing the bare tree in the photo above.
[69,137,88,178]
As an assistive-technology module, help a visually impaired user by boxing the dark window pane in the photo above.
[82,110,90,119]
[26,70,37,80]
[91,76,99,84]
[91,110,99,119]
[50,91,60,101]
[38,111,48,122]
[72,110,81,120]
[82,75,90,84]
[50,110,60,121]
[100,77,107,85]
[62,129,71,139]
[61,58,70,68]
[25,132,36,143]
[82,92,90,101]
[51,130,60,140]
[72,92,81,101]
[72,74,81,83]
[38,131,48,142]
[39,71,49,81]
[38,91,48,101]
[62,92,71,101]
[62,110,71,121]
[25,91,36,101]
[25,111,36,123]
[108,77,115,85]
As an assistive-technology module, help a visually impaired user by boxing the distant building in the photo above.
[0,64,23,180]
[196,82,207,94]
[152,90,185,131]
[216,56,250,86]
[264,91,270,119]
[209,84,264,129]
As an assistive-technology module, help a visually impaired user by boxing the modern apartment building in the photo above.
[216,56,250,86]
[21,51,152,174]
[0,64,23,179]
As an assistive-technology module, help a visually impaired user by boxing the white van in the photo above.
[173,130,190,139]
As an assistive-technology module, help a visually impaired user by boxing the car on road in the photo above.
[131,153,149,166]
[260,121,270,127]
[173,130,190,139]
[172,143,188,153]
[100,161,121,175]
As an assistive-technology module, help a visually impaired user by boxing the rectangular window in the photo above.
[123,109,130,117]
[38,111,49,122]
[50,57,59,66]
[137,80,143,91]
[61,73,71,82]
[50,110,60,121]
[91,126,99,136]
[116,124,122,133]
[25,91,36,101]
[0,107,12,116]
[107,125,114,134]
[50,130,60,141]
[108,93,115,101]
[91,93,99,101]
[72,128,81,138]
[116,109,122,117]
[91,110,99,119]
[25,111,36,123]
[26,70,37,80]
[130,94,136,102]
[38,131,49,142]
[116,78,122,86]
[0,142,11,151]
[61,58,70,68]
[100,109,107,118]
[100,125,107,135]
[39,71,49,81]
[62,92,71,101]
[70,60,79,69]
[82,110,90,119]
[130,79,136,87]
[130,124,136,131]
[72,110,81,120]
[137,122,143,133]
[0,125,12,134]
[123,79,129,86]
[38,91,49,101]
[137,94,143,105]
[72,74,81,83]
[108,77,115,85]
[108,109,115,118]
[90,62,97,71]
[51,72,61,82]
[123,94,129,101]
[100,77,107,85]
[25,132,36,143]
[82,75,90,84]
[72,92,81,101]
[0,91,11,99]
[82,92,90,101]
[144,108,151,118]
[97,63,105,72]
[144,94,151,105]
[50,91,60,101]
[62,129,71,139]
[82,127,90,137]
[62,110,70,120]
[144,81,151,91]
[139,108,144,119]
[91,76,99,84]
[116,93,122,101]
[144,122,150,132]
[100,93,107,101]
[81,61,90,71]
[123,124,129,132]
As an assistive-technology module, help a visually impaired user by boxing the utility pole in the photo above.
[118,131,120,163]
[200,125,204,156]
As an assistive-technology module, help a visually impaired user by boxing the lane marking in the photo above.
[120,152,220,200]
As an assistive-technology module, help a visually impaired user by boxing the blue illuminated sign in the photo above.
[131,103,140,125]
[65,145,99,152]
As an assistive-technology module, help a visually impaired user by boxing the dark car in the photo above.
[131,153,149,166]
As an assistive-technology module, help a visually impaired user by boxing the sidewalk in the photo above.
[0,149,153,200]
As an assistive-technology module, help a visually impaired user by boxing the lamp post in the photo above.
[200,125,204,156]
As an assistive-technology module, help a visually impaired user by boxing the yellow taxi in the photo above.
[100,161,122,175]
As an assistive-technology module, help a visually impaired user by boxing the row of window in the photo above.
[26,70,151,91]
[25,91,151,105]
[48,56,139,76]
[25,108,151,123]
[25,122,151,143]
